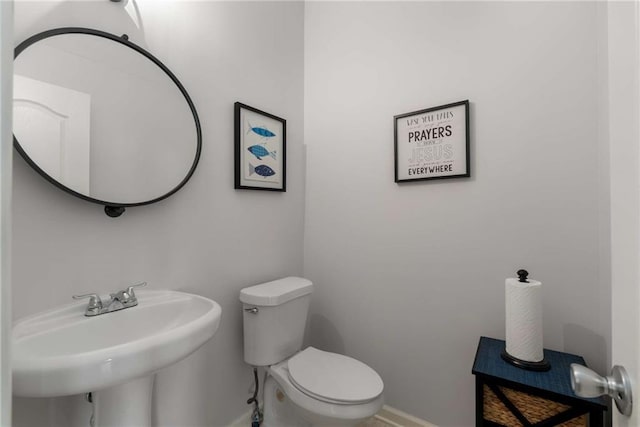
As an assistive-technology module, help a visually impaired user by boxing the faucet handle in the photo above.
[72,293,103,310]
[72,293,102,305]
[126,282,147,299]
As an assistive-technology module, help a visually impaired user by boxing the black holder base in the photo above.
[501,349,551,372]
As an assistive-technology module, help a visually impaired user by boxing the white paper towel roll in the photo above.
[505,277,544,363]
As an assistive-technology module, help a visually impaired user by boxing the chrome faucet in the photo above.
[73,282,147,316]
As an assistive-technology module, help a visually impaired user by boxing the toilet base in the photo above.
[263,375,310,427]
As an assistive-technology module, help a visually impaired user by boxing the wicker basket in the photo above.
[483,384,587,427]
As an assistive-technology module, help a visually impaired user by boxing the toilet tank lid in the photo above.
[240,277,313,306]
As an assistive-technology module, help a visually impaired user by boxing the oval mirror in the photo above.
[13,28,201,217]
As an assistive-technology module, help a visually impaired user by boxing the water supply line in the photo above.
[247,367,262,426]
[84,392,96,427]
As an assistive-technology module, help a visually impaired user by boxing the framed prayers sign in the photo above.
[235,102,286,191]
[394,100,470,182]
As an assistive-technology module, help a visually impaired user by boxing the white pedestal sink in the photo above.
[12,290,222,426]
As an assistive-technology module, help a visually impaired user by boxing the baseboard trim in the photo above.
[227,409,253,427]
[374,405,438,427]
[226,404,437,427]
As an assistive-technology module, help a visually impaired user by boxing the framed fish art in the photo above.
[394,100,470,183]
[234,102,286,191]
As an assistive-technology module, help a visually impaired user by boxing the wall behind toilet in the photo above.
[12,1,304,426]
[303,2,609,426]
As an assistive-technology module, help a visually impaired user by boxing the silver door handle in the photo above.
[570,363,632,416]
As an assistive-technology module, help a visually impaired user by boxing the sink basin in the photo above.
[13,290,222,398]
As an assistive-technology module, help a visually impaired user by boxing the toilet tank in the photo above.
[240,277,313,367]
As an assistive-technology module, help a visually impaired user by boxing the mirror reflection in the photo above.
[13,29,200,208]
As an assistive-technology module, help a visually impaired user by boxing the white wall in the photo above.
[304,2,608,426]
[12,1,304,426]
[1,1,13,425]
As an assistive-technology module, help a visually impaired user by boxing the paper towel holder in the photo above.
[502,268,551,371]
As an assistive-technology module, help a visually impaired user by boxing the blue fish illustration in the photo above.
[247,145,276,161]
[249,163,276,178]
[247,121,276,138]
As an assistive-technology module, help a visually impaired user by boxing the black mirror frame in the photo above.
[13,27,202,217]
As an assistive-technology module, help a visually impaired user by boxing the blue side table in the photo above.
[472,337,607,426]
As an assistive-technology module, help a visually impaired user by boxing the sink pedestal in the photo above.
[92,376,154,427]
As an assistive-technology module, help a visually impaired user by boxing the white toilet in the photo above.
[240,277,384,427]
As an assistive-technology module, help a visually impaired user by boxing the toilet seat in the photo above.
[287,347,384,404]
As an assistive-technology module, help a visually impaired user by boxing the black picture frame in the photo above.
[394,100,470,183]
[234,102,286,192]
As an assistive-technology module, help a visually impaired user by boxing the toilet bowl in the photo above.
[267,347,384,426]
[240,277,384,426]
